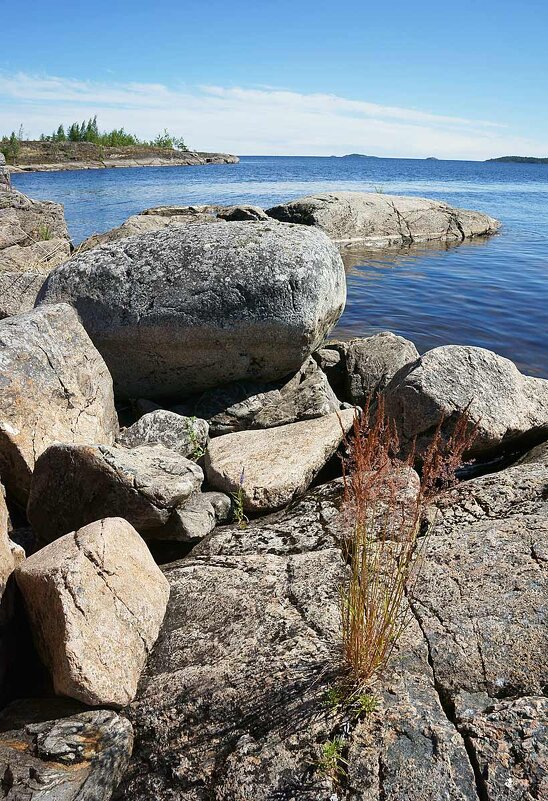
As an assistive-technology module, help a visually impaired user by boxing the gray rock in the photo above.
[78,204,268,252]
[252,356,341,428]
[166,491,231,541]
[266,191,500,246]
[458,696,547,801]
[385,345,548,457]
[0,269,46,319]
[0,304,118,504]
[118,410,209,459]
[0,154,10,191]
[0,707,133,800]
[345,331,419,405]
[37,222,346,399]
[118,479,479,801]
[0,189,71,272]
[27,443,204,542]
[216,204,269,221]
[0,481,24,701]
[204,408,356,513]
[15,517,170,706]
[186,359,341,437]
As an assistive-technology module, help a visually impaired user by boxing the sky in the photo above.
[1,0,547,160]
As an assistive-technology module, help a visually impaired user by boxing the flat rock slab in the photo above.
[119,479,479,801]
[385,345,548,457]
[15,517,170,706]
[0,707,133,800]
[0,303,118,504]
[38,221,346,399]
[204,408,355,512]
[266,191,500,246]
[27,442,204,542]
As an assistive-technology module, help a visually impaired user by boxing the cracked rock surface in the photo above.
[118,439,547,800]
[27,442,204,543]
[15,517,170,707]
[0,303,118,504]
[37,222,346,399]
[0,704,133,800]
[266,191,500,246]
[204,408,355,513]
[385,345,548,457]
[0,189,71,276]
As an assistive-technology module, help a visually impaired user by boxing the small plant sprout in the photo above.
[185,416,205,460]
[317,737,348,782]
[231,467,249,529]
[352,692,379,718]
[37,223,52,241]
[324,685,345,710]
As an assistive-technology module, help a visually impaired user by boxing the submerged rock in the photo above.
[38,222,346,399]
[204,408,355,512]
[15,517,170,707]
[0,304,118,504]
[0,706,133,800]
[385,344,548,457]
[27,443,204,542]
[266,191,500,245]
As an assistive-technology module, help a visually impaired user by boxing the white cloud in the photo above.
[0,71,546,159]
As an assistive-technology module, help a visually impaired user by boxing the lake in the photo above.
[12,155,548,377]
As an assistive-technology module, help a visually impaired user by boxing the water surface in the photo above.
[12,156,548,377]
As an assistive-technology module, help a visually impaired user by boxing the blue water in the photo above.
[12,156,548,377]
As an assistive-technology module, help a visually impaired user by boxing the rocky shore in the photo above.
[0,180,546,801]
[5,141,239,173]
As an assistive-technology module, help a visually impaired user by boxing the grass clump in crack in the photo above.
[338,395,478,689]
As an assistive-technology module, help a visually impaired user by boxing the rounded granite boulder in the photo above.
[38,221,346,399]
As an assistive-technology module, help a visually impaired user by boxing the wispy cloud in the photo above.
[1,71,546,159]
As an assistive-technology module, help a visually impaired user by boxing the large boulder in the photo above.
[27,443,204,543]
[0,705,133,801]
[266,191,500,245]
[37,222,346,399]
[384,345,548,457]
[0,304,118,504]
[0,189,71,273]
[15,517,170,707]
[204,408,355,512]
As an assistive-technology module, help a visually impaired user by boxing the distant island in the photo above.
[340,153,380,159]
[486,156,548,164]
[425,157,439,161]
[1,116,238,173]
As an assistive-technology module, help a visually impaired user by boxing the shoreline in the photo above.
[7,151,239,174]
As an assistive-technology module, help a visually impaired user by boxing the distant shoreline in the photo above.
[5,141,239,174]
[486,155,548,164]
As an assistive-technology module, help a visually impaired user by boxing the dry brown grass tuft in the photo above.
[339,395,478,688]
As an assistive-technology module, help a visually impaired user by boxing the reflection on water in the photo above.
[12,156,548,377]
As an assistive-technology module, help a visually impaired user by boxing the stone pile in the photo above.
[0,186,545,800]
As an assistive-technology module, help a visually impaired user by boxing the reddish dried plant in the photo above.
[339,395,478,687]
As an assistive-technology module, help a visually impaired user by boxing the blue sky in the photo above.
[1,0,547,158]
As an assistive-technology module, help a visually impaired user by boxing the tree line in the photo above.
[1,118,188,163]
